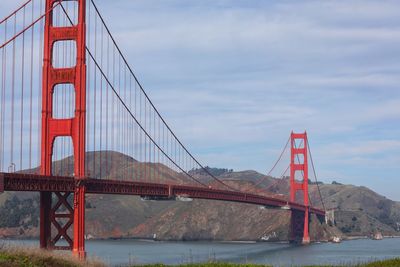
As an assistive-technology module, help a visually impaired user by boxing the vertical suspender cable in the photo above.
[128,74,132,180]
[86,1,90,175]
[106,35,109,178]
[20,6,26,171]
[93,8,97,176]
[112,45,115,173]
[139,81,142,181]
[10,15,17,172]
[154,104,156,181]
[123,64,126,180]
[28,2,34,170]
[70,1,73,172]
[162,120,165,181]
[61,3,66,174]
[152,106,155,181]
[65,3,69,174]
[124,72,126,179]
[134,80,137,181]
[99,18,103,177]
[70,1,76,173]
[62,2,66,174]
[117,53,120,158]
[157,110,159,183]
[37,0,43,171]
[119,54,122,175]
[307,139,325,210]
[0,21,7,171]
[144,82,145,181]
[54,1,57,171]
[65,1,69,172]
[148,100,151,181]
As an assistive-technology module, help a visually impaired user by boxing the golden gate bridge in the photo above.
[0,0,325,259]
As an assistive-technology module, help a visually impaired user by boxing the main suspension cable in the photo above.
[307,137,326,211]
[253,135,290,188]
[87,0,237,191]
[0,0,33,25]
[58,2,207,187]
[0,1,63,49]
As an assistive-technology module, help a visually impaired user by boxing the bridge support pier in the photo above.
[39,192,51,249]
[73,184,86,258]
[302,208,310,244]
[290,209,310,244]
[40,192,74,250]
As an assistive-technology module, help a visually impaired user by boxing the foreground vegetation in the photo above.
[1,247,400,267]
[0,246,104,267]
[133,260,400,267]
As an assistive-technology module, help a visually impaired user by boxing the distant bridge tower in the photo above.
[289,131,310,244]
[40,0,87,258]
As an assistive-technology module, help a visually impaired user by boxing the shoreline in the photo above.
[2,235,400,244]
[344,235,400,241]
[1,245,400,267]
[2,238,400,266]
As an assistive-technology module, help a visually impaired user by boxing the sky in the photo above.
[91,0,400,200]
[1,0,400,200]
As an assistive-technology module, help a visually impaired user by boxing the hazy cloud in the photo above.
[1,0,399,199]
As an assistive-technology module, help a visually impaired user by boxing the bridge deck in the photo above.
[0,172,325,216]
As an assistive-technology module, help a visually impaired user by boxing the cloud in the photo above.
[318,139,400,158]
[1,0,399,199]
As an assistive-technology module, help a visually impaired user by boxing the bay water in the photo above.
[1,238,399,266]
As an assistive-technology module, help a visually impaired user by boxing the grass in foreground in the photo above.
[1,247,400,267]
[0,245,104,267]
[356,258,400,267]
[133,259,400,267]
[134,264,271,267]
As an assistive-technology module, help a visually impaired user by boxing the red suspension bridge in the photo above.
[0,0,325,259]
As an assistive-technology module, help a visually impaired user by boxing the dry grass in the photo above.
[0,243,105,267]
[2,243,399,267]
[133,260,400,267]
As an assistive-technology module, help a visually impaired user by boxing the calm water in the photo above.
[1,238,400,266]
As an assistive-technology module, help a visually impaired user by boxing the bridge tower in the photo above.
[289,131,310,244]
[40,0,87,258]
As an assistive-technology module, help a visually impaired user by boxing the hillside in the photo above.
[0,151,398,241]
[313,183,400,236]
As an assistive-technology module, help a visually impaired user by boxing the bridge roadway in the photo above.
[0,172,325,216]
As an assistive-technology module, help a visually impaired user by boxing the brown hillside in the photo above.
[0,151,397,241]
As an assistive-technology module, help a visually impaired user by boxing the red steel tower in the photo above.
[40,0,87,258]
[290,131,310,244]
